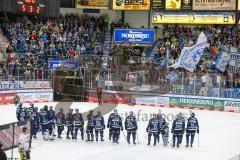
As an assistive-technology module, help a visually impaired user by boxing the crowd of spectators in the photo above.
[0,14,108,81]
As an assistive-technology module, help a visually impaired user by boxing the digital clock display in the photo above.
[18,0,46,15]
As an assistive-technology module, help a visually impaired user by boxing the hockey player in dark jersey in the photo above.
[66,109,74,139]
[73,108,84,140]
[86,110,95,141]
[161,122,169,147]
[49,106,56,137]
[185,112,199,147]
[107,109,117,141]
[19,107,29,121]
[28,103,35,115]
[125,111,138,144]
[16,103,23,121]
[109,110,123,144]
[31,107,40,139]
[146,114,160,146]
[156,113,166,143]
[94,111,105,142]
[171,114,185,147]
[40,105,54,140]
[55,108,66,139]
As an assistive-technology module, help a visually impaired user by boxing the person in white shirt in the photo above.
[19,127,30,160]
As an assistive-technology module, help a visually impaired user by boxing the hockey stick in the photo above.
[198,133,200,147]
[121,130,128,143]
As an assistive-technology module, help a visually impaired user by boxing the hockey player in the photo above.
[125,111,138,144]
[28,103,35,115]
[146,114,160,146]
[157,113,166,143]
[16,103,23,121]
[19,107,29,121]
[40,105,54,140]
[185,112,199,147]
[171,114,185,147]
[31,107,40,139]
[161,122,169,147]
[86,110,95,141]
[107,109,117,141]
[94,111,105,142]
[66,109,74,139]
[49,106,56,137]
[55,108,66,139]
[109,109,123,143]
[73,108,84,140]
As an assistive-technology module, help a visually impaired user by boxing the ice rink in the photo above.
[1,102,240,160]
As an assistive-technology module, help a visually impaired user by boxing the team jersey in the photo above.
[109,114,122,129]
[146,118,160,133]
[73,113,84,126]
[172,119,185,132]
[125,115,138,130]
[56,112,66,127]
[94,115,105,130]
[87,114,95,127]
[186,117,199,131]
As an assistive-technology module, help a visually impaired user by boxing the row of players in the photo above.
[16,103,199,148]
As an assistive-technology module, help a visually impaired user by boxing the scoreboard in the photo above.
[0,0,60,17]
[17,0,45,15]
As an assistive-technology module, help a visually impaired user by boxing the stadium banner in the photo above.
[112,0,150,10]
[18,90,53,102]
[49,60,79,70]
[0,81,51,90]
[0,120,30,151]
[88,91,132,104]
[132,96,169,106]
[0,94,17,104]
[224,101,240,112]
[114,29,155,43]
[152,12,236,24]
[169,97,225,110]
[152,0,192,10]
[75,0,109,9]
[192,0,236,10]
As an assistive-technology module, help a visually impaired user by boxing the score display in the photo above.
[17,0,46,15]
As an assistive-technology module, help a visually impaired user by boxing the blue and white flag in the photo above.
[215,49,229,72]
[170,32,208,72]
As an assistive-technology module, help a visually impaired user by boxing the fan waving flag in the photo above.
[170,32,208,72]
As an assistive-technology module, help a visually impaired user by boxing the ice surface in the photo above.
[0,102,240,160]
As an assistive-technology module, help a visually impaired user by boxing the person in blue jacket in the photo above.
[55,108,66,139]
[73,108,84,140]
[171,114,185,147]
[109,110,123,143]
[107,110,116,141]
[31,107,40,139]
[125,111,138,144]
[185,112,199,147]
[86,110,95,141]
[94,111,105,142]
[146,114,160,146]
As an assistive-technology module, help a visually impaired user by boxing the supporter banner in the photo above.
[0,120,30,151]
[169,97,224,110]
[170,32,208,72]
[132,96,169,106]
[0,94,16,104]
[75,0,109,9]
[224,101,240,112]
[215,50,230,72]
[152,12,236,24]
[114,29,155,43]
[112,0,150,10]
[193,0,236,10]
[49,61,79,70]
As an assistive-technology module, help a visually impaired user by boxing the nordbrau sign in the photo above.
[169,97,224,110]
